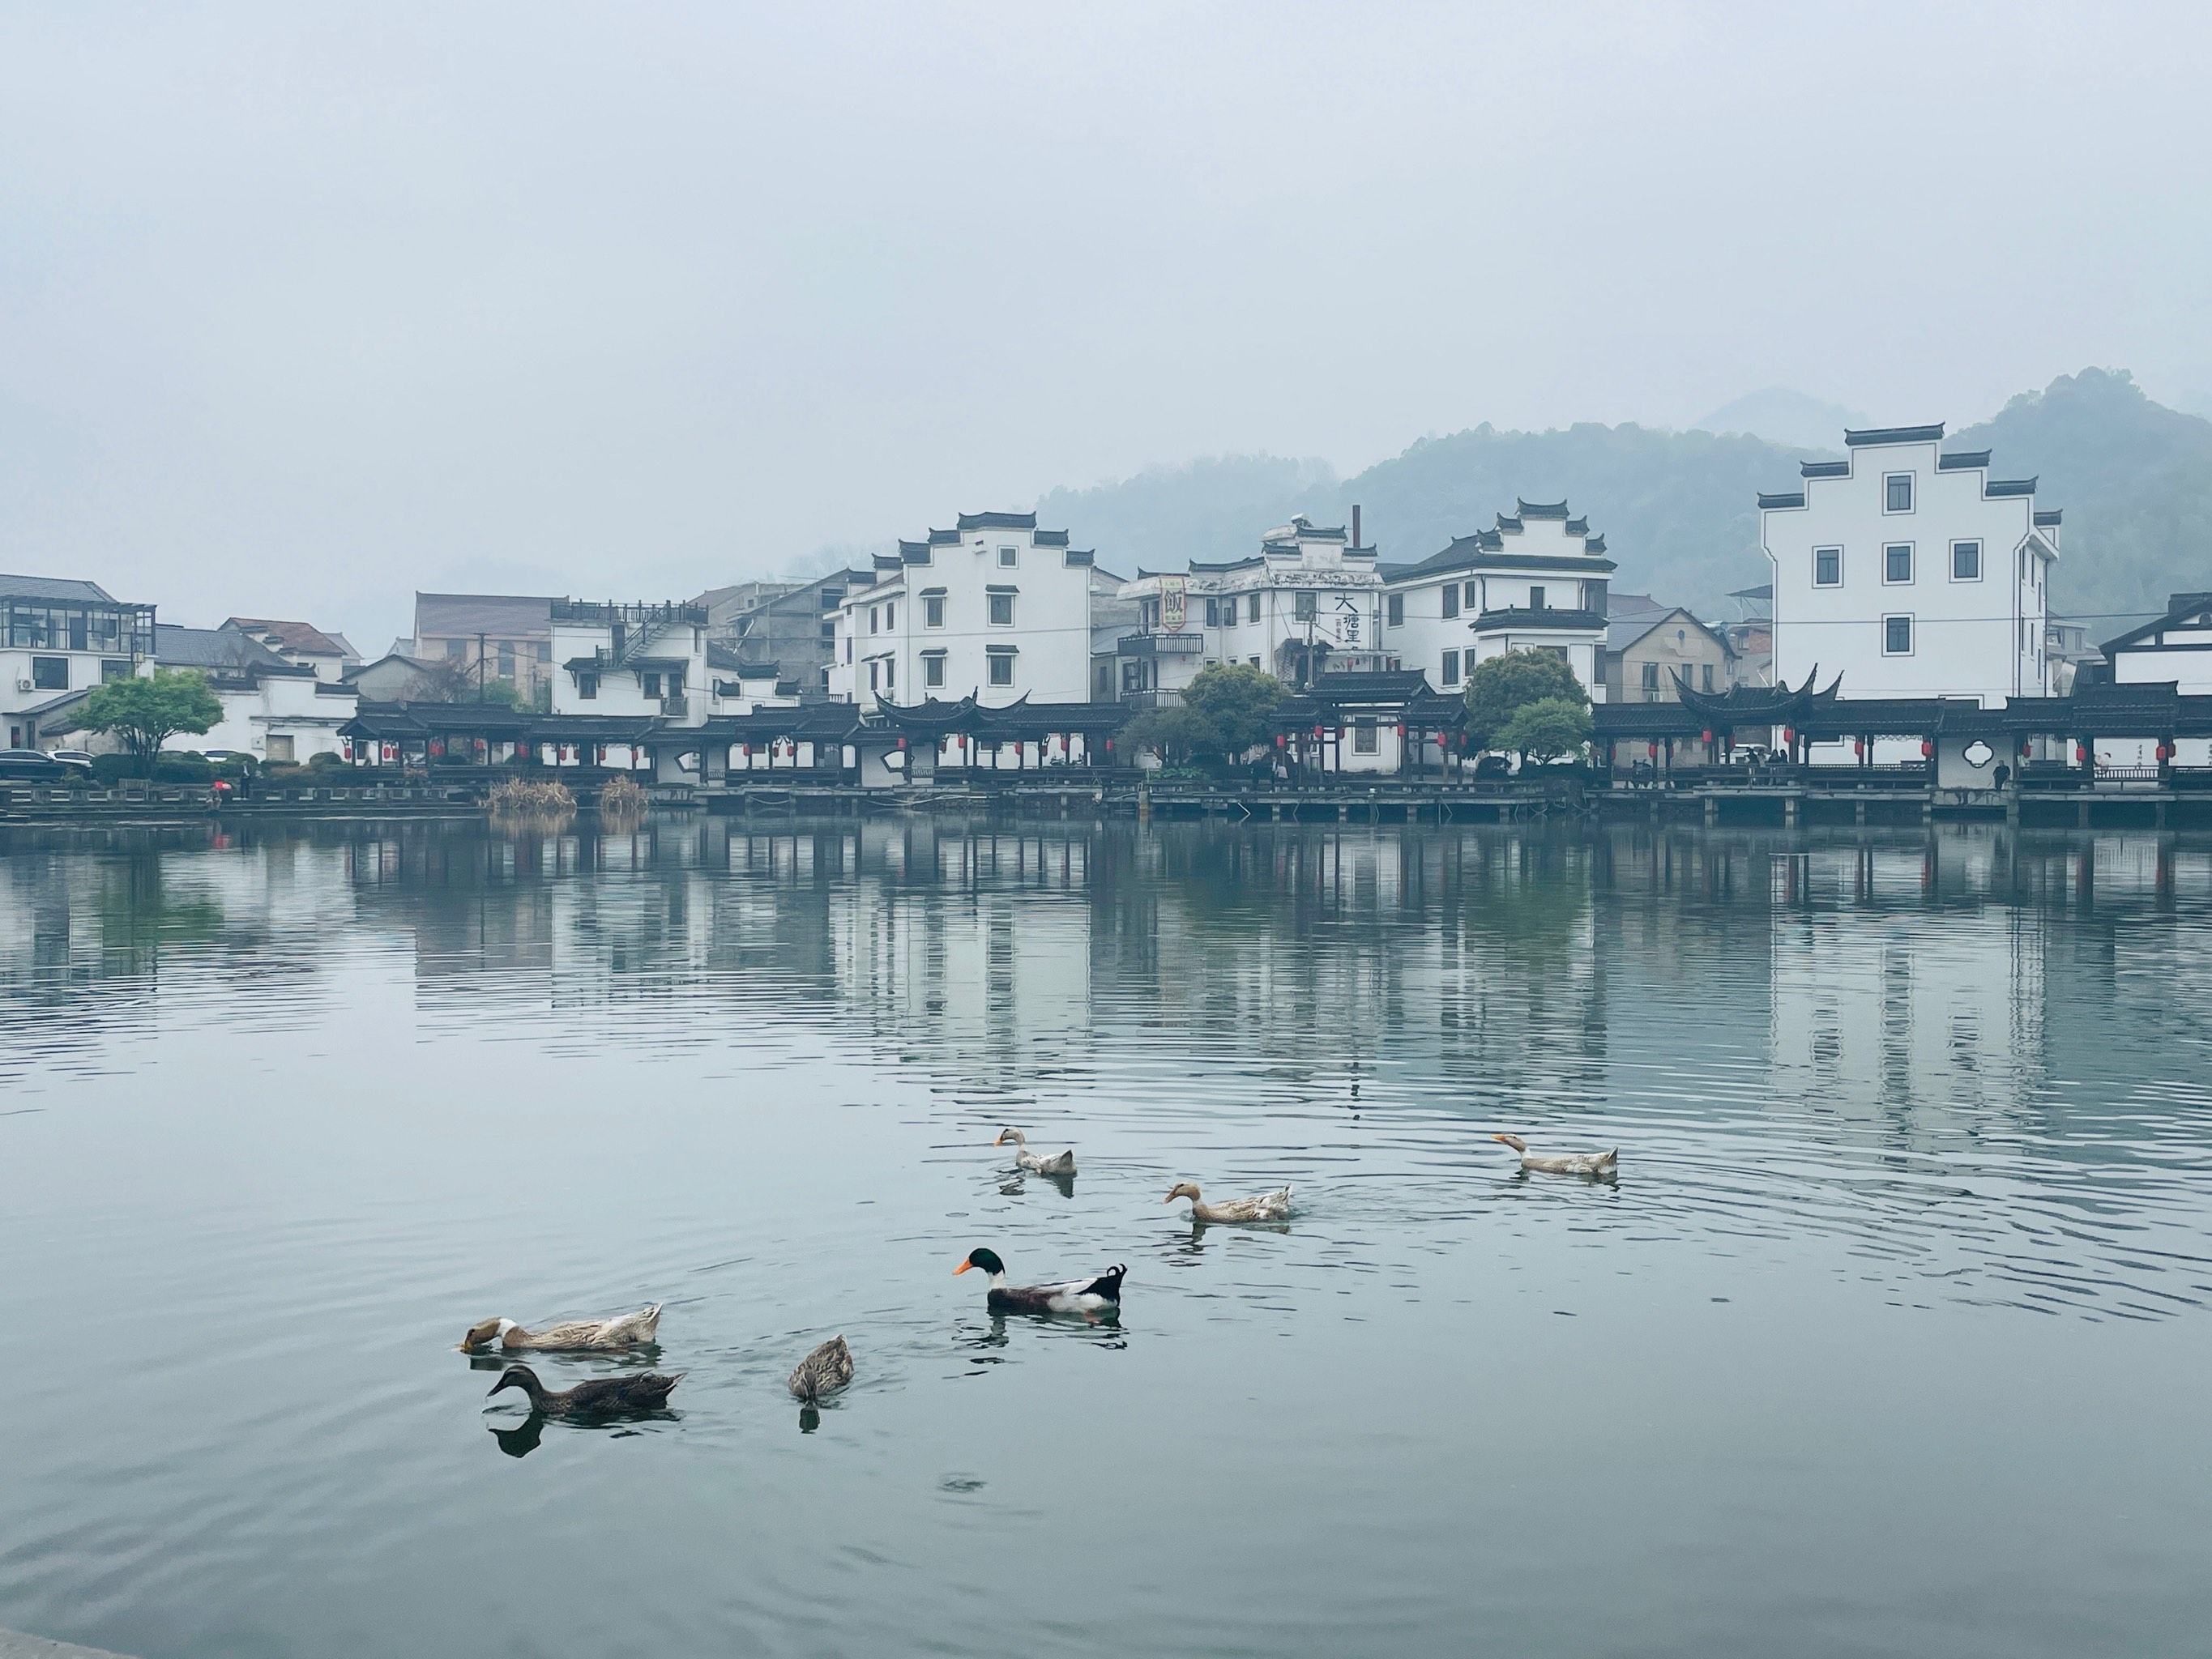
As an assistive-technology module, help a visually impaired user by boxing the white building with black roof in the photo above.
[1380,501,1613,700]
[2,572,157,748]
[1115,514,1389,703]
[828,511,1116,709]
[1759,423,2058,708]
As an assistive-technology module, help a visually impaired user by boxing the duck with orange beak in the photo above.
[954,1247,1124,1316]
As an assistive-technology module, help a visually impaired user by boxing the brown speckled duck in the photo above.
[994,1128,1076,1178]
[1492,1134,1618,1178]
[787,1336,854,1402]
[461,1304,663,1353]
[1164,1182,1292,1223]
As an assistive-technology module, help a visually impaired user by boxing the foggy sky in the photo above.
[3,2,2208,653]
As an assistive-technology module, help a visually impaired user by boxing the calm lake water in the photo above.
[2,817,2210,1659]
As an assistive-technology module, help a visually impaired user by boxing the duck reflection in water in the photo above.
[997,1169,1077,1200]
[490,1415,545,1459]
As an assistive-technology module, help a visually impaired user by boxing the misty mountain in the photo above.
[1693,388,1868,452]
[1037,369,2212,627]
[1952,368,2212,625]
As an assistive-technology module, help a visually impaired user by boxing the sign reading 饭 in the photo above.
[1161,576,1187,633]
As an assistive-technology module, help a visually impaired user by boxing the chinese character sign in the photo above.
[1161,576,1187,633]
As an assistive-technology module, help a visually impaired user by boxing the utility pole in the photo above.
[476,632,486,703]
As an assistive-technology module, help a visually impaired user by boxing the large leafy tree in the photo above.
[1120,705,1223,767]
[1463,649,1587,750]
[79,669,223,774]
[1179,662,1285,761]
[1492,696,1592,765]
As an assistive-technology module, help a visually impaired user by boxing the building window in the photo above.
[1885,473,1914,513]
[923,652,946,689]
[1641,662,1660,693]
[884,658,893,689]
[1464,582,1479,611]
[1702,663,1715,693]
[1353,723,1378,754]
[30,656,66,690]
[100,659,131,682]
[1295,592,1317,621]
[923,594,945,629]
[1441,586,1459,620]
[1140,598,1159,630]
[1814,547,1842,586]
[497,644,516,678]
[869,661,879,691]
[869,607,880,635]
[1529,585,1546,612]
[578,672,598,700]
[1247,594,1261,624]
[267,735,295,763]
[987,650,1015,687]
[1883,615,1913,655]
[1441,649,1460,685]
[998,545,1018,568]
[1206,597,1221,628]
[445,638,466,659]
[885,602,895,629]
[535,641,551,663]
[989,591,1015,626]
[643,672,662,697]
[1884,544,1913,584]
[1951,539,1981,580]
[1388,594,1404,628]
[843,638,852,663]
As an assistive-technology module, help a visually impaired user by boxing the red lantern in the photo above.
[1313,726,1324,740]
[1783,727,1795,744]
[1920,740,1933,758]
[1701,729,1713,744]
[2020,740,2031,759]
[1104,738,1113,753]
[740,744,750,758]
[1394,723,1405,736]
[2076,744,2089,763]
[1853,739,1864,757]
[1646,742,1657,759]
[895,736,907,749]
[1274,734,1285,748]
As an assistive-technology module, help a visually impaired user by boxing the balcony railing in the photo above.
[1117,631,1205,658]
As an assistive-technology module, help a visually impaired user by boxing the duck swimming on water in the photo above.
[788,1336,854,1403]
[1492,1134,1618,1178]
[1164,1182,1292,1223]
[994,1129,1076,1178]
[954,1247,1123,1316]
[485,1363,683,1417]
[461,1305,663,1353]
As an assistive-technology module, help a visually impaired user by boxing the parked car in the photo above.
[1470,753,1513,781]
[45,748,96,766]
[0,748,78,781]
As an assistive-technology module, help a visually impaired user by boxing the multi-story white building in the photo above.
[550,599,712,725]
[1380,501,1612,701]
[2,574,157,749]
[827,511,1112,709]
[1759,424,2059,706]
[1114,515,1389,703]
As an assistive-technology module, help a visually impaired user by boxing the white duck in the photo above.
[994,1128,1076,1178]
[1492,1134,1618,1178]
[1164,1182,1292,1223]
[460,1303,664,1353]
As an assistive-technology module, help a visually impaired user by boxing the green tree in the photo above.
[1463,649,1587,749]
[1491,696,1592,765]
[79,669,223,775]
[1120,705,1224,768]
[1180,662,1285,761]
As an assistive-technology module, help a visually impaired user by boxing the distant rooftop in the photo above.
[1,573,120,603]
[415,592,557,636]
[227,616,352,658]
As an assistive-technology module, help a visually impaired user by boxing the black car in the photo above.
[0,748,79,781]
[1470,753,1514,781]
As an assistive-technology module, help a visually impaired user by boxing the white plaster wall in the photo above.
[1762,438,2052,705]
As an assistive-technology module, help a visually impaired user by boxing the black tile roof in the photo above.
[1758,491,1808,510]
[1516,499,1570,519]
[0,573,119,603]
[1799,460,1851,479]
[926,528,962,546]
[2034,509,2063,527]
[1843,423,1945,446]
[956,511,1039,531]
[1985,477,2037,497]
[155,624,309,676]
[1937,450,1991,471]
[1033,529,1070,547]
[1471,607,1607,633]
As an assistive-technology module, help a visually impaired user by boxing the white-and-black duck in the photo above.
[788,1336,854,1402]
[1492,1133,1618,1178]
[993,1128,1076,1178]
[1164,1181,1292,1223]
[485,1363,683,1418]
[460,1303,663,1353]
[954,1247,1123,1316]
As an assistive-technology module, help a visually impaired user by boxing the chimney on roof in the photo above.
[1352,505,1362,549]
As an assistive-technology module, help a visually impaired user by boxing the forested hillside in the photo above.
[1038,369,2210,625]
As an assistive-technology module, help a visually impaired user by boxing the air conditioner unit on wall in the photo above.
[15,678,32,692]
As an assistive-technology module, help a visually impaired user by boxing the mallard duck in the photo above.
[485,1363,683,1417]
[1164,1181,1292,1223]
[1492,1133,1618,1178]
[460,1303,663,1353]
[994,1128,1075,1178]
[788,1335,854,1402]
[954,1247,1124,1316]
